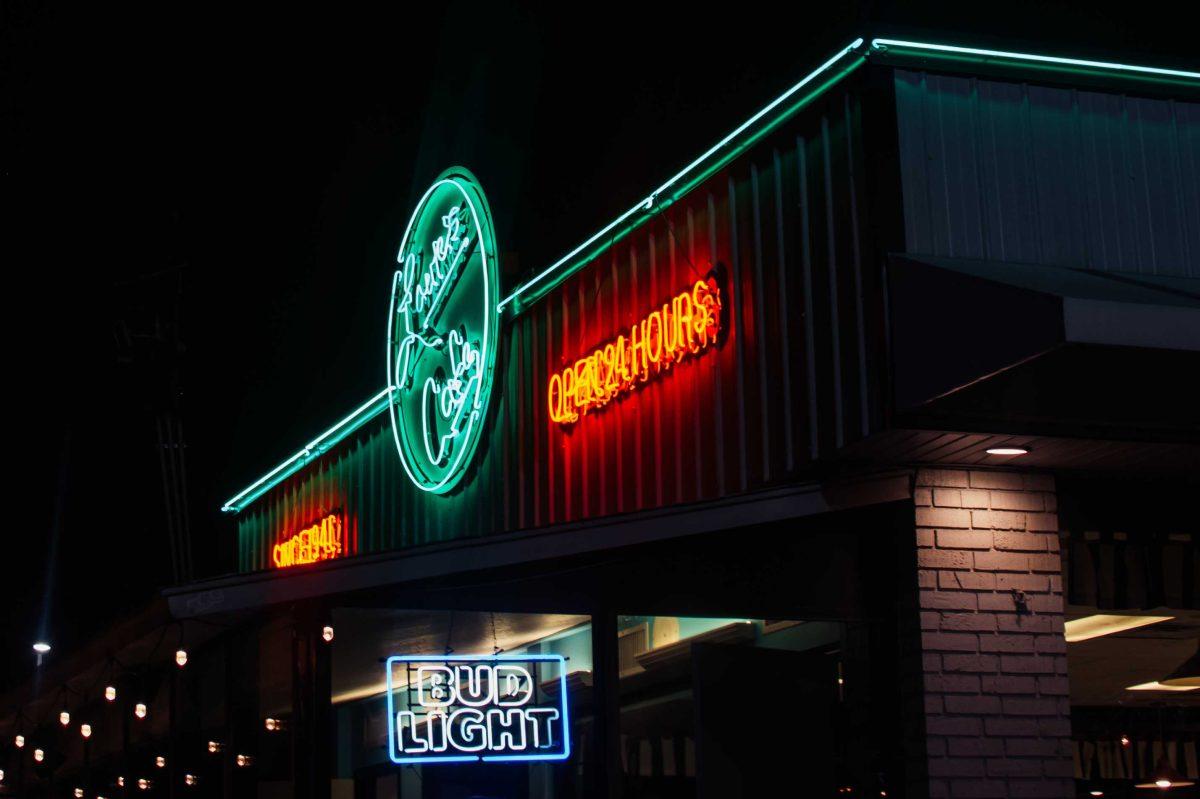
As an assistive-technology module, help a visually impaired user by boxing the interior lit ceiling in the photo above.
[329,608,588,705]
[1066,607,1200,706]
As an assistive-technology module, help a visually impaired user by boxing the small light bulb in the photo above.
[175,649,188,667]
[236,754,251,767]
[60,710,71,726]
[75,789,84,798]
[264,717,277,731]
[117,776,125,787]
[207,740,222,754]
[80,723,92,739]
[105,685,117,702]
[34,748,45,762]
[1120,734,1130,747]
[138,777,150,790]
[0,768,5,782]
[185,774,198,786]
[155,756,166,768]
[15,734,25,748]
[33,642,51,654]
[322,625,334,642]
[135,703,147,719]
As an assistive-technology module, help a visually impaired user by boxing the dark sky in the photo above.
[1,1,1193,690]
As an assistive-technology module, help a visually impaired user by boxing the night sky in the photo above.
[2,1,1193,690]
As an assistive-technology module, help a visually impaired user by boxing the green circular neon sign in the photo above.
[387,167,499,494]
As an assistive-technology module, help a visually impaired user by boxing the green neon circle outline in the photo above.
[386,166,499,494]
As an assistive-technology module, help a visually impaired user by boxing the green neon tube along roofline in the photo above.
[870,38,1200,83]
[220,36,1198,514]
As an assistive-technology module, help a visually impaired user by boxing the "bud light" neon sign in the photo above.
[385,655,571,764]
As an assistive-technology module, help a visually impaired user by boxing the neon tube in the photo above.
[870,38,1200,83]
[220,388,391,513]
[495,38,866,314]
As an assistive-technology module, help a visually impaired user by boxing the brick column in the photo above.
[913,468,1073,798]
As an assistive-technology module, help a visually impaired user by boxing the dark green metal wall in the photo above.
[236,80,889,573]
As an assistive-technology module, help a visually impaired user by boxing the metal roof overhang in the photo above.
[166,473,912,618]
[881,255,1200,466]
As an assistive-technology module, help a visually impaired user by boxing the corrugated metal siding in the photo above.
[894,69,1200,277]
[237,89,885,572]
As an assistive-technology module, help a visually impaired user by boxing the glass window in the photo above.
[331,608,591,798]
[615,615,878,797]
[1061,479,1200,794]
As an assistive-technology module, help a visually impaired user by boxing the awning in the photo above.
[886,255,1200,438]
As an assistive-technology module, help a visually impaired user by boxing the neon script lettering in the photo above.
[387,170,499,496]
[393,205,485,469]
[272,513,343,568]
[547,277,722,425]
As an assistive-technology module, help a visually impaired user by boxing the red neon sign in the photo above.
[548,276,722,425]
[272,513,344,568]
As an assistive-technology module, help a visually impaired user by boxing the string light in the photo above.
[175,649,188,667]
[33,748,44,762]
[155,756,166,768]
[14,734,24,748]
[0,768,5,782]
[206,740,223,754]
[322,625,334,643]
[134,703,147,719]
[60,710,71,726]
[117,776,125,787]
[75,789,84,798]
[105,685,117,702]
[236,754,252,767]
[264,718,282,732]
[137,778,151,790]
[184,774,198,786]
[80,723,92,739]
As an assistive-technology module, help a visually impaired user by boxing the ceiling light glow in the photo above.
[1064,614,1173,642]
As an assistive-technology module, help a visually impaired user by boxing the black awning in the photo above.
[887,255,1200,437]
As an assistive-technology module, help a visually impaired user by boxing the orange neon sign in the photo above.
[272,513,344,568]
[548,276,722,425]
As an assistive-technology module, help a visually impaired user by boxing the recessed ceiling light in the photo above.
[1127,681,1198,692]
[985,446,1029,456]
[1064,614,1173,642]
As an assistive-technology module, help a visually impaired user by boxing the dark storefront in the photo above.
[3,36,1198,799]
